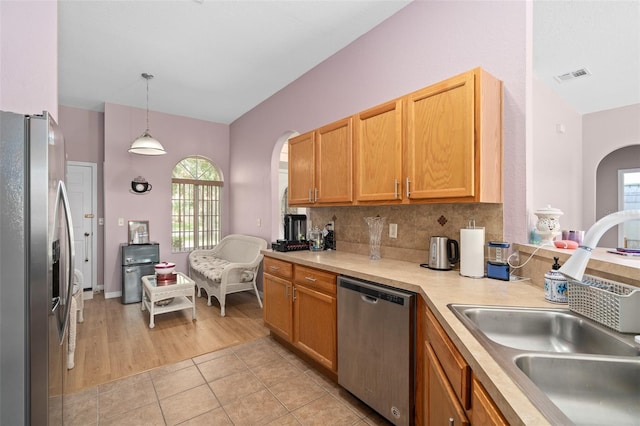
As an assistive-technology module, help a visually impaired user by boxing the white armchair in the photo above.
[188,234,268,317]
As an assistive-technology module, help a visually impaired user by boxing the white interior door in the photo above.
[66,162,97,291]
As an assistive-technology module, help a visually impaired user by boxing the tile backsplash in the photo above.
[310,203,504,265]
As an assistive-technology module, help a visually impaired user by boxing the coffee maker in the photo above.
[284,214,307,242]
[272,214,310,252]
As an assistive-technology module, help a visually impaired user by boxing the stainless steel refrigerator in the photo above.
[0,111,75,425]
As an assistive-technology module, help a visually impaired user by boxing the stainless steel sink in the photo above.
[448,304,640,425]
[451,305,640,356]
[514,354,640,425]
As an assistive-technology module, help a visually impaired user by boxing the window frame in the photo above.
[171,157,223,253]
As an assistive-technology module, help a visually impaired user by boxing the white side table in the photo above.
[141,272,196,328]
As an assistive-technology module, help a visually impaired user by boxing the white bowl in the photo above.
[154,262,175,275]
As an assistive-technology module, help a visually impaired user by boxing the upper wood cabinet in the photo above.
[288,67,502,207]
[406,68,503,203]
[288,117,353,206]
[288,131,315,205]
[354,99,404,202]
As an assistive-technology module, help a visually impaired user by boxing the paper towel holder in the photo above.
[460,220,486,278]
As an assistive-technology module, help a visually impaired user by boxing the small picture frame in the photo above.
[128,220,150,244]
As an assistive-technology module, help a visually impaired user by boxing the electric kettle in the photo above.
[428,236,460,270]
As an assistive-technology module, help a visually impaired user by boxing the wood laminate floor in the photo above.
[67,289,269,393]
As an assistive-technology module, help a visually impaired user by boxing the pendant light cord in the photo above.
[142,73,153,133]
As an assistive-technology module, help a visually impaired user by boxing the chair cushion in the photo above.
[189,253,254,283]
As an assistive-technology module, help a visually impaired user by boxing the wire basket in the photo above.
[568,275,640,333]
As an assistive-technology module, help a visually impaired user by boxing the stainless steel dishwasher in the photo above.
[337,275,415,426]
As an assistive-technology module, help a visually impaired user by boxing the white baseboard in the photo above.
[105,291,122,299]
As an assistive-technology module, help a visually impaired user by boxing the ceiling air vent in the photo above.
[554,68,592,83]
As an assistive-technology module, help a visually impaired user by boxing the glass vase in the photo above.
[364,216,386,260]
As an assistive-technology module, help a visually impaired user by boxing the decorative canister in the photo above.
[544,257,568,304]
[308,227,324,251]
[534,205,564,243]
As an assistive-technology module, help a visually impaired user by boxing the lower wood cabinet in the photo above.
[421,301,507,426]
[293,280,337,371]
[263,272,293,340]
[425,342,470,426]
[471,375,509,426]
[263,258,337,373]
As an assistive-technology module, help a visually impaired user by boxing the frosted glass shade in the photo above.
[128,131,166,155]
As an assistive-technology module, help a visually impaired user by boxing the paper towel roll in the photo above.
[460,227,485,278]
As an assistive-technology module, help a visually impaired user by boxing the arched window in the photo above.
[171,156,222,252]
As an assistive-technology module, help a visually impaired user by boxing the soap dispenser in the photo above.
[544,257,568,304]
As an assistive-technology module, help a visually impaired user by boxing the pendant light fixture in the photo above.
[128,73,166,155]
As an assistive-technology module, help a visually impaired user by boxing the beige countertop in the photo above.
[262,249,561,425]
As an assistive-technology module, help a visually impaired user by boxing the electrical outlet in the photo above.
[118,217,124,226]
[510,251,520,266]
[257,218,262,227]
[328,221,335,229]
[389,223,398,238]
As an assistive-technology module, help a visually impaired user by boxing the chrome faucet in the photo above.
[559,209,640,282]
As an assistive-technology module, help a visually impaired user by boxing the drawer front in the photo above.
[293,265,337,295]
[425,308,471,409]
[264,257,293,280]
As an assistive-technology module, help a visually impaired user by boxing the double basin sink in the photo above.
[449,304,640,425]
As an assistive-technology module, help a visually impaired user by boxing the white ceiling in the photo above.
[58,0,411,124]
[533,0,640,115]
[58,1,640,124]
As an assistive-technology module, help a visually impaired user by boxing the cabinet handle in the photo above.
[304,276,317,282]
[449,418,454,426]
[405,177,411,198]
[308,189,313,202]
[292,286,297,301]
[269,265,280,271]
[314,188,318,202]
[394,179,399,199]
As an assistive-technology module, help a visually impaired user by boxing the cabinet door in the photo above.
[288,131,315,205]
[354,99,403,202]
[315,117,353,204]
[471,376,508,426]
[425,343,470,426]
[263,273,292,341]
[293,283,337,372]
[406,71,475,200]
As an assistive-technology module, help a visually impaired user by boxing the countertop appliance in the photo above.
[337,276,415,425]
[0,111,75,425]
[284,214,307,241]
[427,236,459,270]
[121,243,160,304]
[272,213,310,252]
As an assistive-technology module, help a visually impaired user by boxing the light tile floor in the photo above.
[63,336,394,425]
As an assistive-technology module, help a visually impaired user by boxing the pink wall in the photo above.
[583,104,640,227]
[103,103,229,298]
[58,106,106,287]
[0,1,58,120]
[532,77,583,231]
[229,0,528,245]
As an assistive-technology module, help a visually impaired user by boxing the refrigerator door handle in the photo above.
[54,181,75,342]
